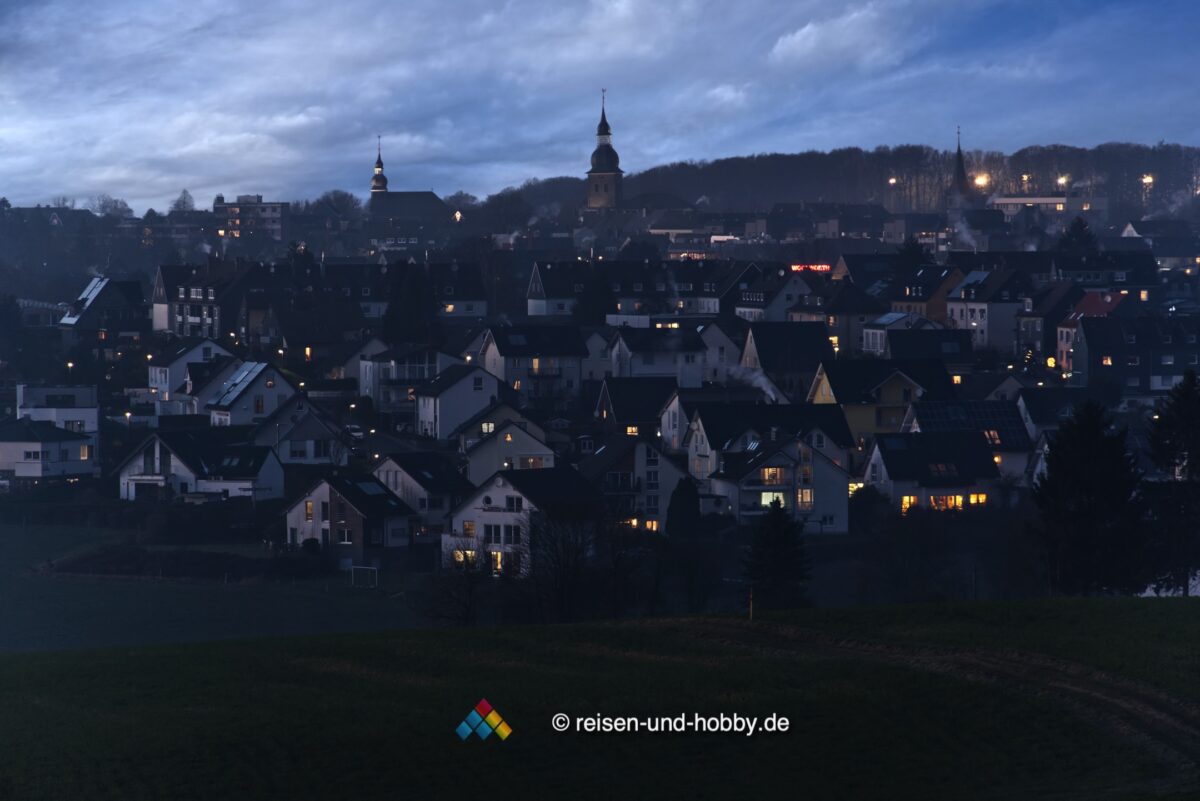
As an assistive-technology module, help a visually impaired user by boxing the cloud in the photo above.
[0,0,1194,212]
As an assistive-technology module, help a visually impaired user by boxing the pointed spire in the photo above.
[952,125,970,196]
[597,88,611,137]
[375,134,383,170]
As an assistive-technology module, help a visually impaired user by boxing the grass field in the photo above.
[0,599,1198,800]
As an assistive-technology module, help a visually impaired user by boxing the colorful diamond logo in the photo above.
[457,698,512,742]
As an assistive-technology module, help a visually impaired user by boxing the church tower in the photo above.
[586,91,623,210]
[947,127,975,210]
[370,136,389,194]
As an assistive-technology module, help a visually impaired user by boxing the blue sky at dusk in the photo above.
[0,0,1196,212]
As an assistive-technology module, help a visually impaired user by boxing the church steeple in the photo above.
[586,90,622,210]
[371,135,388,193]
[952,126,970,197]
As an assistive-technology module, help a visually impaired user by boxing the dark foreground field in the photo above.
[0,599,1198,800]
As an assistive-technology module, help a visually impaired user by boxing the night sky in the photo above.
[0,0,1196,212]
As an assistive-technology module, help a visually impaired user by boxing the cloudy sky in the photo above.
[0,0,1196,212]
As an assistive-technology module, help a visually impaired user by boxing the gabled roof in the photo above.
[323,472,416,519]
[487,325,588,357]
[378,451,473,495]
[886,329,974,362]
[909,400,1032,451]
[748,322,833,374]
[479,467,601,517]
[874,432,999,487]
[599,377,678,424]
[614,327,705,354]
[689,402,854,451]
[119,430,277,480]
[465,419,550,455]
[208,362,272,410]
[417,364,492,397]
[817,359,956,403]
[0,418,90,443]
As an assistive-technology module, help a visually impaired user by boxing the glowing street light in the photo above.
[887,177,898,186]
[974,173,990,188]
[1056,175,1069,188]
[1142,174,1155,186]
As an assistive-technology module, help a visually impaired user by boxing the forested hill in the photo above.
[515,142,1200,220]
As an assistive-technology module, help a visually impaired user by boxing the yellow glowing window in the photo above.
[462,521,476,538]
[304,346,312,362]
[761,491,786,507]
[1055,203,1064,212]
[491,551,503,573]
[304,501,314,522]
[952,375,962,385]
[761,466,784,484]
[1140,290,1149,302]
[969,493,987,505]
[504,433,513,442]
[645,520,659,532]
[829,335,840,352]
[1102,356,1113,366]
[848,482,864,497]
[993,455,1002,465]
[626,426,639,436]
[444,304,455,313]
[930,495,964,511]
[900,495,918,514]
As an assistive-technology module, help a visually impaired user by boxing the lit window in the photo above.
[797,488,814,511]
[626,426,639,436]
[900,495,918,514]
[969,494,987,505]
[504,433,513,442]
[481,422,495,435]
[984,429,1001,446]
[952,375,962,385]
[760,491,786,507]
[761,466,784,485]
[462,521,476,538]
[848,482,864,497]
[304,501,314,522]
[993,455,1002,465]
[1102,356,1113,366]
[1140,290,1149,302]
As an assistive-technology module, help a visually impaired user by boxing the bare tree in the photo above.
[170,189,195,213]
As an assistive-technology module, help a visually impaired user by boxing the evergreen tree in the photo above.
[571,263,616,325]
[743,499,810,610]
[665,478,701,542]
[896,235,929,271]
[170,189,195,213]
[1054,217,1100,259]
[1148,370,1200,594]
[382,264,440,347]
[1033,401,1144,594]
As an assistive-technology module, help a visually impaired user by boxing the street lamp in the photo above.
[124,411,132,428]
[974,173,990,189]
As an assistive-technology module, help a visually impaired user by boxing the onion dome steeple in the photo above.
[370,135,388,193]
[586,90,623,210]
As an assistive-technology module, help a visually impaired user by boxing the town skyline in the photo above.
[1,0,1198,212]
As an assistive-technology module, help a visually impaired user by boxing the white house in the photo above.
[415,364,502,440]
[373,451,475,537]
[610,328,705,387]
[251,394,348,466]
[462,421,556,485]
[480,325,587,403]
[284,472,418,570]
[0,418,94,482]
[207,362,296,426]
[116,430,284,502]
[16,384,100,473]
[443,467,602,576]
[148,338,233,405]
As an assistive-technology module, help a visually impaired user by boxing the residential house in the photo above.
[886,265,964,323]
[863,432,1000,514]
[1072,315,1200,398]
[285,472,418,570]
[415,364,501,440]
[577,435,689,533]
[788,280,886,356]
[59,276,147,351]
[610,328,705,387]
[945,269,1032,353]
[116,430,284,501]
[595,376,678,438]
[463,420,556,484]
[0,418,94,484]
[861,312,941,356]
[251,394,348,466]
[481,325,587,403]
[147,338,233,406]
[444,467,602,576]
[738,322,833,402]
[15,385,99,472]
[903,400,1035,484]
[374,451,474,538]
[207,362,297,426]
[807,359,956,443]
